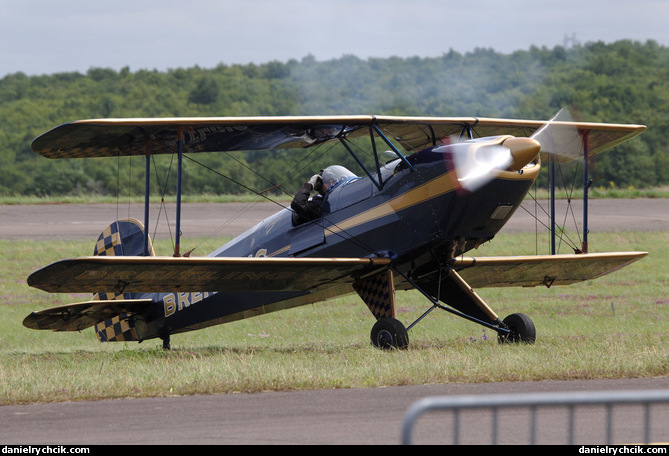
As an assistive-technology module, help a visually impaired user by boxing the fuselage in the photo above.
[213,137,539,263]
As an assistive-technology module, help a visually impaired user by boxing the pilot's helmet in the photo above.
[321,165,356,192]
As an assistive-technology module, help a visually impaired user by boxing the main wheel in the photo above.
[370,317,409,350]
[498,313,536,344]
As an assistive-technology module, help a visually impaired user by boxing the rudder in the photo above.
[94,218,155,258]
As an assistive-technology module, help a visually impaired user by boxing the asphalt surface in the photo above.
[1,200,667,445]
[1,378,668,445]
[1,198,668,241]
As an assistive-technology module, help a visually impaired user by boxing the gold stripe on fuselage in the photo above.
[325,169,460,238]
[270,166,538,257]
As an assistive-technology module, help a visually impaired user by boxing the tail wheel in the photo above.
[498,313,536,344]
[371,317,409,350]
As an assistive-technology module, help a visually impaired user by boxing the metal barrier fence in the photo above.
[401,389,669,445]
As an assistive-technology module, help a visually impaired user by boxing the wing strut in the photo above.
[175,128,184,257]
[338,123,417,191]
[549,154,556,254]
[371,124,415,173]
[582,131,590,253]
[143,140,151,257]
[338,137,383,191]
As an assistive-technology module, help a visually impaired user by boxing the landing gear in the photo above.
[370,317,409,350]
[498,313,536,344]
[362,266,538,350]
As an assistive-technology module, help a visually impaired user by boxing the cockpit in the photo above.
[320,165,358,194]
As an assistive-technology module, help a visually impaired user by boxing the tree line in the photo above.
[1,39,667,198]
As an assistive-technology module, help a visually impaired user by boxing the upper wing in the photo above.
[31,115,646,159]
[454,251,648,288]
[27,255,391,294]
[377,116,646,157]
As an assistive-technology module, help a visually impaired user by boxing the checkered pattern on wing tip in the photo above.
[40,147,125,159]
[353,271,395,319]
[95,313,139,342]
[94,223,123,257]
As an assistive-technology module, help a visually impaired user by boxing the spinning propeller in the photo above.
[453,108,582,191]
[529,108,584,161]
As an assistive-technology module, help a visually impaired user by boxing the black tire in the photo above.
[370,317,409,350]
[498,313,536,344]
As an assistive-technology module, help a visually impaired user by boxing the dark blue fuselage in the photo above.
[214,144,534,262]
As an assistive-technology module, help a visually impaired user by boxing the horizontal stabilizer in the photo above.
[22,299,154,332]
[454,251,647,288]
[27,256,390,294]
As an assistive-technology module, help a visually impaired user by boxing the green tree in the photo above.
[1,40,668,196]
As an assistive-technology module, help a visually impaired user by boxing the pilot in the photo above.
[291,171,327,225]
[291,165,355,225]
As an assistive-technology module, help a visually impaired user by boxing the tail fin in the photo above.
[93,219,154,301]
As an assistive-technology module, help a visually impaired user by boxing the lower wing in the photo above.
[27,256,391,294]
[454,251,648,288]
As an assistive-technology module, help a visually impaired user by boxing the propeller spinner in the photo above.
[453,108,581,191]
[452,136,540,191]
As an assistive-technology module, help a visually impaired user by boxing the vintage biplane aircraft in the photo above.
[24,113,648,350]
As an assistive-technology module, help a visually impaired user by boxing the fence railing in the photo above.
[401,389,669,445]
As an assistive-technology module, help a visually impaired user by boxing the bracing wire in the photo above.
[150,153,175,252]
[519,157,586,255]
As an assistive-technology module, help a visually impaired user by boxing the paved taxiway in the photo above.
[2,378,668,445]
[1,198,668,241]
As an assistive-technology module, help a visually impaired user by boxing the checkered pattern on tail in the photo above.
[95,312,140,342]
[93,221,128,300]
[94,222,124,257]
[353,270,396,319]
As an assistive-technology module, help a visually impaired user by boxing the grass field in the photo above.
[0,231,667,405]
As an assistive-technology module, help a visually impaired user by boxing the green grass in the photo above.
[0,232,667,405]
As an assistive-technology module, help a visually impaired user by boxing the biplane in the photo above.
[24,113,648,350]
